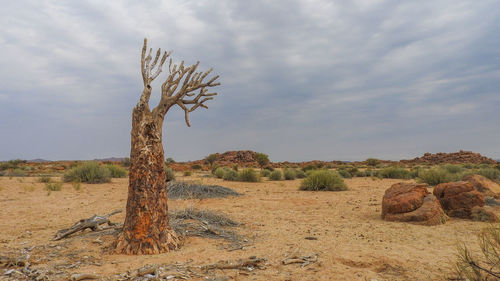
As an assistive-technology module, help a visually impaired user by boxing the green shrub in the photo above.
[223,169,239,181]
[238,169,260,182]
[255,153,270,168]
[214,167,227,179]
[477,168,500,181]
[260,169,271,177]
[338,169,352,179]
[294,169,306,178]
[0,159,26,171]
[365,158,380,167]
[232,164,239,171]
[165,167,176,181]
[63,162,111,184]
[417,168,461,186]
[441,164,466,174]
[283,169,296,180]
[183,170,193,176]
[300,170,347,191]
[45,182,62,191]
[191,164,203,170]
[378,167,412,179]
[105,164,127,178]
[165,157,175,166]
[2,168,27,177]
[38,176,52,183]
[269,170,282,181]
[263,166,274,172]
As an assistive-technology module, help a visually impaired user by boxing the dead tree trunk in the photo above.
[115,39,220,255]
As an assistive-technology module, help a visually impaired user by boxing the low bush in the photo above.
[183,170,193,176]
[294,169,306,178]
[300,170,347,191]
[269,170,282,181]
[105,164,127,178]
[191,164,203,170]
[365,158,380,167]
[260,169,271,177]
[121,157,130,167]
[338,169,352,179]
[477,168,500,181]
[45,182,62,191]
[441,164,466,174]
[238,169,260,182]
[417,167,462,186]
[165,167,176,182]
[378,167,412,179]
[283,169,296,180]
[302,164,317,172]
[223,169,239,181]
[214,167,227,179]
[1,169,27,177]
[63,162,111,184]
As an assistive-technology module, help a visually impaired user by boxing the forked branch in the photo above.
[139,38,172,106]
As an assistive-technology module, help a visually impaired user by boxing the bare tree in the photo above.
[115,39,220,254]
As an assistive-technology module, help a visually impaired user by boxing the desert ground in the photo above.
[0,172,495,281]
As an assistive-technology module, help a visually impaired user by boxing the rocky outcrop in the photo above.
[401,150,497,165]
[433,181,485,219]
[382,183,447,225]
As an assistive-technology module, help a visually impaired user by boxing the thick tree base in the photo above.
[114,229,181,255]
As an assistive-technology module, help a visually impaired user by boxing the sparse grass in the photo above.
[38,175,52,183]
[378,167,413,179]
[238,168,260,182]
[269,170,282,181]
[63,162,111,184]
[45,182,62,191]
[183,170,193,176]
[23,185,35,192]
[72,181,81,191]
[300,170,347,191]
[105,164,127,178]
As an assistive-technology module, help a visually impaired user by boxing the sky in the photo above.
[0,0,499,162]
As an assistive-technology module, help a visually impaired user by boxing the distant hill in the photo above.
[29,159,51,163]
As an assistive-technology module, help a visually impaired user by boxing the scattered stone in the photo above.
[433,181,485,219]
[382,183,447,225]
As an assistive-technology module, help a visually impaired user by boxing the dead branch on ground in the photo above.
[53,210,122,241]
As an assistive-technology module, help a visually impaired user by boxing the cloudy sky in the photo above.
[0,0,499,162]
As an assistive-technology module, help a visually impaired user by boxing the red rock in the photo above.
[382,183,430,218]
[384,194,447,226]
[471,206,498,222]
[433,181,485,219]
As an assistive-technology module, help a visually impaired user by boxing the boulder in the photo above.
[433,181,485,219]
[463,174,500,198]
[382,183,447,225]
[471,206,498,222]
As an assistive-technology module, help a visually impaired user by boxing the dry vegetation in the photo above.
[1,155,499,280]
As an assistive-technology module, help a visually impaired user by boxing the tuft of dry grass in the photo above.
[167,181,242,200]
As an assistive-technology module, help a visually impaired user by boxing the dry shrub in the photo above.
[167,181,241,200]
[455,224,500,280]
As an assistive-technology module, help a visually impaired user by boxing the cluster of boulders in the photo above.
[400,150,497,165]
[382,175,500,225]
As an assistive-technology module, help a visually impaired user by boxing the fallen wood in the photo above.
[201,256,266,271]
[53,210,122,241]
[282,253,318,267]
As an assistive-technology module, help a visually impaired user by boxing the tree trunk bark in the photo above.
[115,103,180,255]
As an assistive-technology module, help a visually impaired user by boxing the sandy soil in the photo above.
[0,174,493,280]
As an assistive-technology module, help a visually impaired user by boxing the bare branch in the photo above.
[138,39,172,106]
